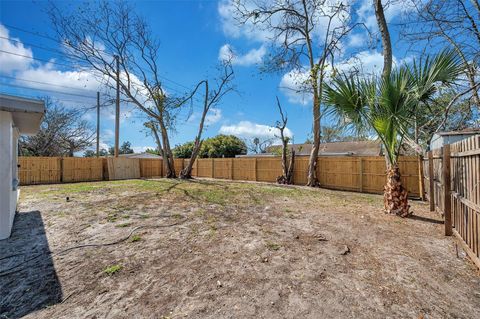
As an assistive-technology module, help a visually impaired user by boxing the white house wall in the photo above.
[0,110,15,240]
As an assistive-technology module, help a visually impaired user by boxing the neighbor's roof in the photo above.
[434,128,480,136]
[0,94,45,135]
[267,140,382,156]
[118,152,162,159]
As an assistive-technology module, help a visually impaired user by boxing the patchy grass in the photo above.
[116,222,132,228]
[103,264,122,276]
[266,241,281,251]
[130,235,141,242]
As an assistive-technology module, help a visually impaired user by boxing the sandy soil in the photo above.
[1,178,479,319]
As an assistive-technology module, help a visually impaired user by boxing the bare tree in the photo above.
[48,0,190,177]
[180,64,235,179]
[20,98,94,156]
[403,0,480,108]
[231,0,357,186]
[274,97,295,185]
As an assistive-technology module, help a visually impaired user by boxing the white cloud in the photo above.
[132,146,154,153]
[218,44,266,66]
[278,50,413,105]
[15,63,102,93]
[336,50,386,76]
[219,120,293,140]
[0,24,33,73]
[279,68,312,106]
[347,33,367,48]
[357,0,417,30]
[218,0,274,42]
[205,108,222,125]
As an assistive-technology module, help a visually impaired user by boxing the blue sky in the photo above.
[0,0,416,153]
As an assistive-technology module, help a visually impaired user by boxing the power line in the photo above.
[0,90,98,106]
[0,82,98,99]
[3,23,196,92]
[0,75,99,93]
[2,23,64,44]
[0,49,90,69]
[0,35,74,57]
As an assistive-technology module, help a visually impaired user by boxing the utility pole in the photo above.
[114,55,120,157]
[96,91,100,157]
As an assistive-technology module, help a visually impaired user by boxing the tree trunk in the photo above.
[277,150,295,185]
[180,139,202,179]
[180,81,210,179]
[384,165,410,217]
[374,0,392,78]
[307,76,321,187]
[286,150,295,184]
[158,118,176,178]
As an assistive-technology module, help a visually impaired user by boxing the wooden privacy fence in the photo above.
[423,135,480,269]
[19,155,422,197]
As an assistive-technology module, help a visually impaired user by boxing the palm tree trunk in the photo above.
[384,165,410,217]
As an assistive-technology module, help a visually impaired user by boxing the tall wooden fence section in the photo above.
[424,135,480,269]
[19,155,422,197]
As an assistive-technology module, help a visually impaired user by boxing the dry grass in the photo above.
[1,178,479,319]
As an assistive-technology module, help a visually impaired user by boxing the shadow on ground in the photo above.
[0,211,62,319]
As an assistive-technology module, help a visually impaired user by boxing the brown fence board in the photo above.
[139,159,163,178]
[107,158,140,180]
[426,134,480,269]
[19,155,421,197]
[63,158,103,182]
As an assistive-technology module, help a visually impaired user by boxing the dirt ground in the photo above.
[1,178,479,319]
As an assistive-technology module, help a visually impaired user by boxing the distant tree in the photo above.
[145,148,160,155]
[201,135,247,158]
[174,136,247,159]
[173,142,195,158]
[20,98,94,157]
[109,141,134,155]
[84,150,95,157]
[320,126,342,143]
[246,137,274,154]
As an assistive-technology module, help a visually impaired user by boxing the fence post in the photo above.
[59,157,64,183]
[358,157,363,192]
[428,151,435,211]
[418,155,425,200]
[443,145,452,236]
[211,158,214,178]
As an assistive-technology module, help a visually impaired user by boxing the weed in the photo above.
[104,264,122,276]
[172,213,183,219]
[107,213,118,222]
[266,241,281,251]
[131,235,141,242]
[116,222,132,228]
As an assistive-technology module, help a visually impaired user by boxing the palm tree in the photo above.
[324,50,463,217]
